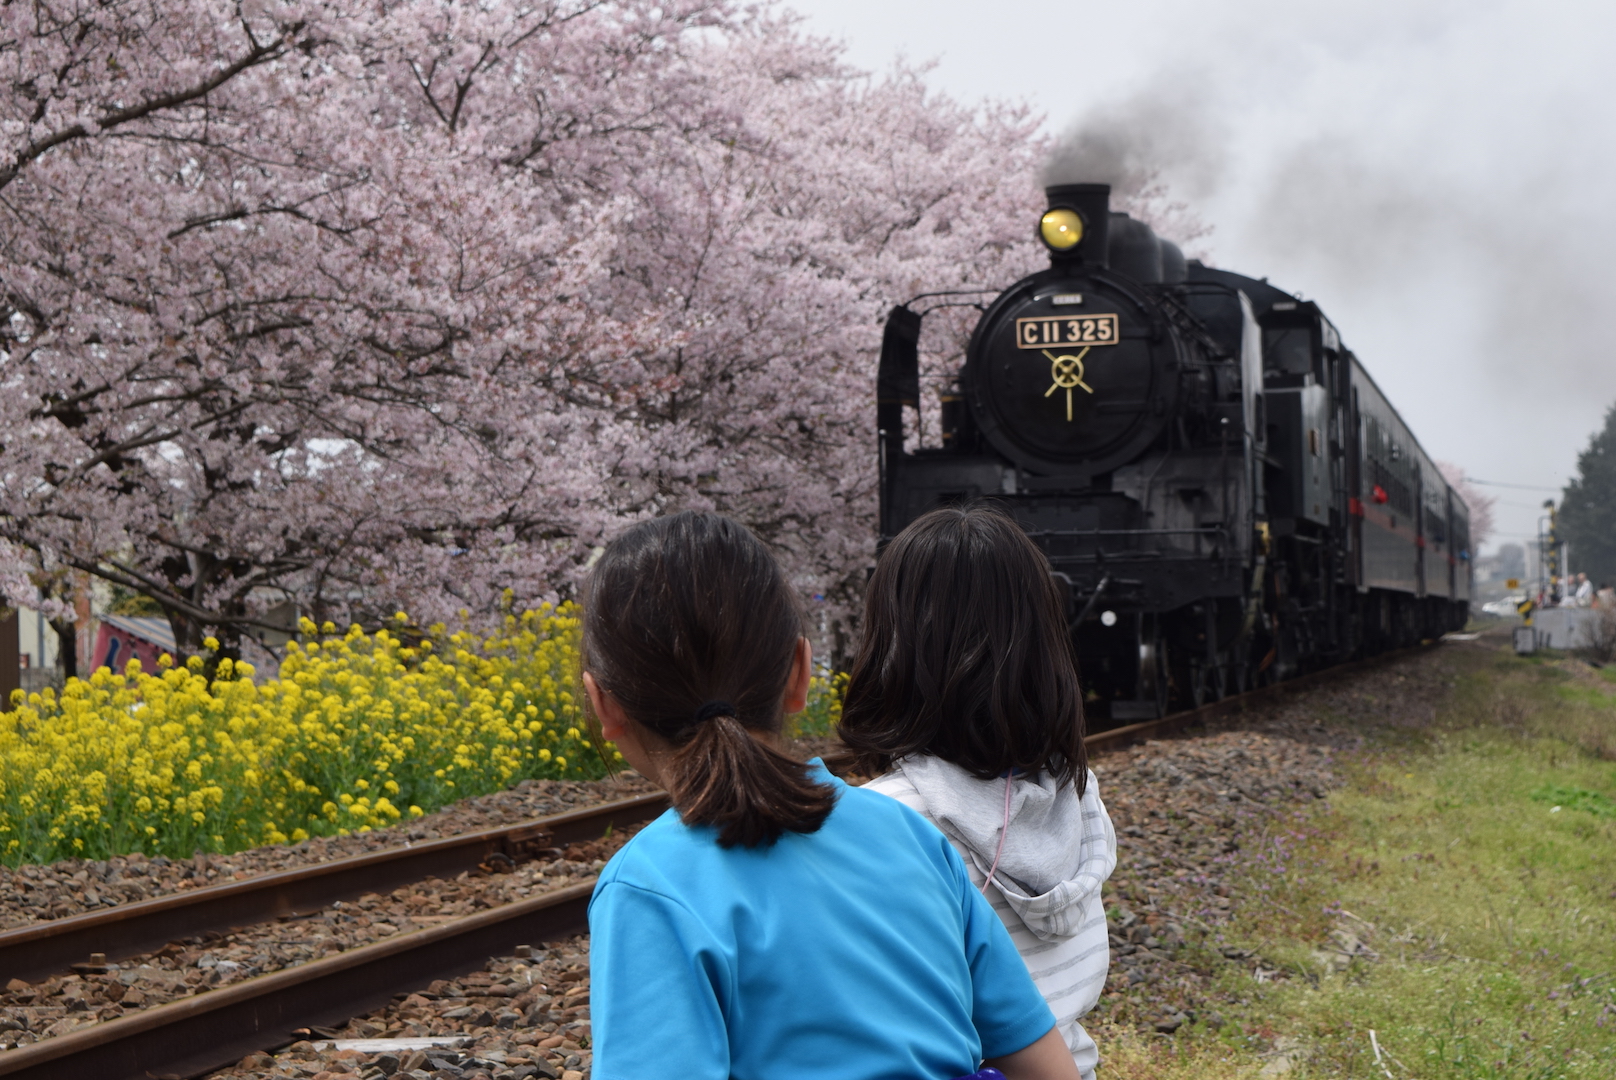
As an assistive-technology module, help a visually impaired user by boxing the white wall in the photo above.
[16,605,59,683]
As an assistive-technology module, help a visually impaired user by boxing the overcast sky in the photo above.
[790,0,1616,555]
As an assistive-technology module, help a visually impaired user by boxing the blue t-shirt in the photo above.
[588,761,1055,1080]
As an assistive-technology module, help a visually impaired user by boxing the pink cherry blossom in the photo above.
[0,0,1192,664]
[1436,461,1496,551]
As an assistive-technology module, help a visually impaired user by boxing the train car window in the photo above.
[1428,508,1447,544]
[1363,420,1414,516]
[1372,464,1413,515]
[1262,327,1312,376]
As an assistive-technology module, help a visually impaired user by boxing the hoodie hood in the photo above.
[898,755,1117,940]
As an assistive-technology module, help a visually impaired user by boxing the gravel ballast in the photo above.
[0,776,657,931]
[0,777,654,1055]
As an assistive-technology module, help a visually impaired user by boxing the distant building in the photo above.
[91,615,176,676]
[17,606,61,694]
[3,605,66,701]
[1476,542,1526,585]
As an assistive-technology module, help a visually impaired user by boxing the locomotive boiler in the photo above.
[877,183,1471,720]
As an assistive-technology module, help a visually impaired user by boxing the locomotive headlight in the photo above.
[1039,208,1084,251]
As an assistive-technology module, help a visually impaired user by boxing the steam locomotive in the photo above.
[877,183,1471,720]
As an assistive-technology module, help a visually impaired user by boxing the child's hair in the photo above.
[839,504,1088,792]
[582,510,835,848]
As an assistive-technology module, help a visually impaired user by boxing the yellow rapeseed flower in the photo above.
[0,601,839,866]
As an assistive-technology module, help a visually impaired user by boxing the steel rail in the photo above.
[0,881,598,1080]
[0,790,671,985]
[1084,640,1439,753]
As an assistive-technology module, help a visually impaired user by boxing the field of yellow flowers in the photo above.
[0,606,847,868]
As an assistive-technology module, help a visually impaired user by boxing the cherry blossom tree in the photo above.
[0,0,702,658]
[1436,461,1496,551]
[1,0,1181,663]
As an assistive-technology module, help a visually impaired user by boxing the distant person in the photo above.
[840,506,1118,1080]
[1575,572,1594,607]
[583,511,1079,1080]
[1596,583,1615,611]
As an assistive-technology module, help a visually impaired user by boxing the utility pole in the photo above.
[1543,500,1561,605]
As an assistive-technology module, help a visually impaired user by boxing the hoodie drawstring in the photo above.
[980,774,1014,894]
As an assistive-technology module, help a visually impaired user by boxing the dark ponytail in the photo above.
[582,512,836,848]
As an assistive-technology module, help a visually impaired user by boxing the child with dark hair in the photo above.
[840,505,1118,1080]
[583,510,1079,1080]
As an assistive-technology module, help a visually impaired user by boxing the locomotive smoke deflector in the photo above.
[1041,183,1111,267]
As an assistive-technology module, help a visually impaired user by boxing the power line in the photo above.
[1463,476,1562,492]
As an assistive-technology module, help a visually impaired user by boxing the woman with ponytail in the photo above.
[584,512,1077,1080]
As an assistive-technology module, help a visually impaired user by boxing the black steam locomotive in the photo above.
[878,183,1471,720]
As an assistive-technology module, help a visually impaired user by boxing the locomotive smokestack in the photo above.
[1043,184,1111,268]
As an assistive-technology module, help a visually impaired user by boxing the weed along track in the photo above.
[1079,628,1615,1080]
[0,641,1484,1080]
[1087,639,1478,1037]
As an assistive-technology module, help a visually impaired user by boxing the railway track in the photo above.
[0,641,1438,1080]
[1083,641,1438,753]
[0,794,670,1080]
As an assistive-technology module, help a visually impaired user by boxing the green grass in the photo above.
[1105,641,1616,1078]
[1530,784,1616,819]
[1555,682,1616,710]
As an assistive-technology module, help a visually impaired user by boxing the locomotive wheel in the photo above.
[1138,617,1169,719]
[1226,640,1250,696]
[1183,649,1227,709]
[1194,609,1226,707]
[1200,659,1227,707]
[1186,661,1208,709]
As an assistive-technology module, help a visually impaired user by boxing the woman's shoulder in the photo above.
[858,764,931,814]
[860,765,919,796]
[593,780,966,908]
[838,770,931,822]
[595,807,702,888]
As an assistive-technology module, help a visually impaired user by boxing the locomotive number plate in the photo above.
[1015,313,1119,349]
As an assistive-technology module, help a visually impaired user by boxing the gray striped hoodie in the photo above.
[865,759,1117,1080]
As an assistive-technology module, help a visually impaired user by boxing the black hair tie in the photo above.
[693,700,737,724]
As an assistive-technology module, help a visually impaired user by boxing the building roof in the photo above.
[99,614,177,654]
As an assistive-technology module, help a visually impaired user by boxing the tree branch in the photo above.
[54,553,294,637]
[0,24,301,192]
